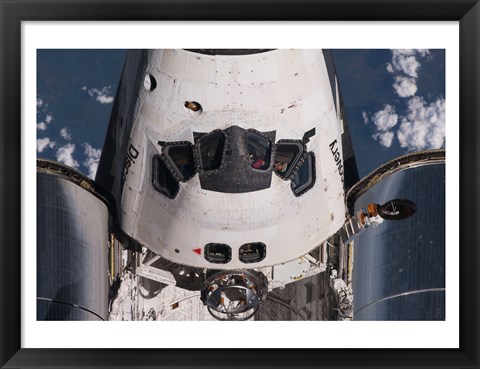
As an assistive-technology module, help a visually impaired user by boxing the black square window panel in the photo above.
[291,152,316,196]
[239,243,266,263]
[246,131,271,170]
[204,243,232,264]
[164,143,196,181]
[198,131,225,171]
[152,155,179,198]
[274,141,305,179]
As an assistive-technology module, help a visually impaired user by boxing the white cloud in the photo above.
[56,143,79,169]
[37,137,56,153]
[373,131,394,148]
[37,97,54,131]
[60,127,72,141]
[393,76,418,98]
[416,49,431,57]
[83,143,102,179]
[83,85,114,104]
[387,49,430,99]
[389,49,430,78]
[372,105,398,131]
[361,111,369,124]
[37,122,48,131]
[396,96,445,151]
[96,94,114,104]
[369,49,444,151]
[368,105,398,148]
[391,51,421,78]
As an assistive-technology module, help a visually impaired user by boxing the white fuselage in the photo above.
[113,49,345,269]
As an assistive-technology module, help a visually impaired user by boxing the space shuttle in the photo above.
[38,49,444,322]
[94,49,357,320]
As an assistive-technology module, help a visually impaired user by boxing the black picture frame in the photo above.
[1,1,479,368]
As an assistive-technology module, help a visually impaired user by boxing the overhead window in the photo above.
[152,155,179,199]
[274,141,305,179]
[204,243,232,264]
[198,131,225,171]
[239,243,266,263]
[291,152,315,196]
[163,143,196,181]
[246,131,271,170]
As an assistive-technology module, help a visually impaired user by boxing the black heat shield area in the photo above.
[194,126,275,193]
[185,49,274,56]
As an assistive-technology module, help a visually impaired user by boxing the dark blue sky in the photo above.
[36,49,445,179]
[333,49,445,175]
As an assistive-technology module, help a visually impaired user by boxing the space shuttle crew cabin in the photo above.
[36,49,445,321]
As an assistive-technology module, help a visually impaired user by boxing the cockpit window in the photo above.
[246,131,271,170]
[291,152,315,196]
[163,143,196,181]
[198,131,225,171]
[274,141,305,179]
[152,155,179,198]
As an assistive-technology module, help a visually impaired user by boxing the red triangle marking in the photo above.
[193,248,202,255]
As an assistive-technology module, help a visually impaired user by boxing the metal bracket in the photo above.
[136,265,176,285]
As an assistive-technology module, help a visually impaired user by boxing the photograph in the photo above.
[1,1,478,366]
[36,48,446,322]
